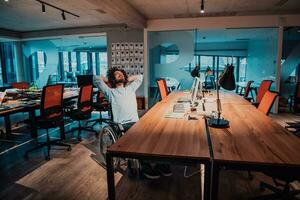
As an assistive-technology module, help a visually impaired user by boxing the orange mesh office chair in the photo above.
[12,82,30,90]
[66,85,97,141]
[25,84,71,160]
[257,91,279,115]
[156,79,169,101]
[253,80,273,107]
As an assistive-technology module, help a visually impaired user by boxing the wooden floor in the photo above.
[0,112,300,200]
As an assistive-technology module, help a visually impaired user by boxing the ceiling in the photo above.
[127,0,300,19]
[0,0,300,32]
[0,0,120,31]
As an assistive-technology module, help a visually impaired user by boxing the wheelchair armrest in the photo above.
[101,120,124,132]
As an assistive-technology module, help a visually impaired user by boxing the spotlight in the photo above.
[200,0,205,14]
[61,11,66,20]
[42,3,46,13]
[4,0,9,2]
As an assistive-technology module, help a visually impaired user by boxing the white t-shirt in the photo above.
[94,75,143,124]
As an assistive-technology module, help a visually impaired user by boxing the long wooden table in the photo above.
[106,92,212,200]
[0,88,88,139]
[106,91,300,200]
[205,93,300,200]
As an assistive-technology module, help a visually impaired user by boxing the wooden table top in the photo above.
[206,94,300,166]
[204,91,250,105]
[108,92,210,161]
[0,88,92,116]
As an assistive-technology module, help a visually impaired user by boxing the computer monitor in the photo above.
[191,77,200,104]
[77,75,94,88]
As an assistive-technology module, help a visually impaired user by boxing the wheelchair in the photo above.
[99,119,139,177]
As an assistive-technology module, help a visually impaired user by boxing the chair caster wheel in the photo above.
[67,146,71,151]
[259,183,265,191]
[45,156,50,161]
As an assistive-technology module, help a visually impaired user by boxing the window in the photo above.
[200,56,213,69]
[99,52,107,76]
[0,42,17,84]
[80,52,88,73]
[37,51,46,74]
[71,52,77,72]
[239,58,247,81]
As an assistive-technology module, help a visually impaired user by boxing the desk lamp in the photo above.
[207,63,236,128]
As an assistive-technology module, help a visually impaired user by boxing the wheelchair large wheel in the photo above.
[99,125,119,168]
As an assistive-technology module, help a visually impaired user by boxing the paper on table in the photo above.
[164,112,186,119]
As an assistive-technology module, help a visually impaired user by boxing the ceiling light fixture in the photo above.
[42,3,46,13]
[4,0,9,2]
[200,0,205,14]
[36,0,79,20]
[61,11,66,20]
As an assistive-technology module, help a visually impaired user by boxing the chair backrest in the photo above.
[40,84,64,120]
[12,82,30,90]
[156,79,168,100]
[78,85,93,113]
[294,82,300,112]
[77,75,94,88]
[257,90,279,115]
[256,80,273,103]
[243,80,254,98]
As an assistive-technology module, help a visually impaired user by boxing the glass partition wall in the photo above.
[279,27,300,111]
[0,42,17,85]
[22,34,107,88]
[148,28,279,107]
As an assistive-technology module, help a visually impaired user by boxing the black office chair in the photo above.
[65,85,97,141]
[250,169,300,200]
[86,91,113,127]
[76,75,94,87]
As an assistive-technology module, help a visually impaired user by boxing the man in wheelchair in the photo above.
[94,67,172,179]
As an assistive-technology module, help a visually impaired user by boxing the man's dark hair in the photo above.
[107,67,128,88]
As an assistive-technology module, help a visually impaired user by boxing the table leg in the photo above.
[60,122,65,140]
[4,115,12,135]
[28,110,37,138]
[210,162,220,200]
[235,86,240,93]
[203,162,211,200]
[106,153,115,200]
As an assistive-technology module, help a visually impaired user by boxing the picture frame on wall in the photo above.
[139,43,143,50]
[129,43,134,50]
[111,43,116,50]
[121,43,125,50]
[116,43,120,50]
[111,51,116,57]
